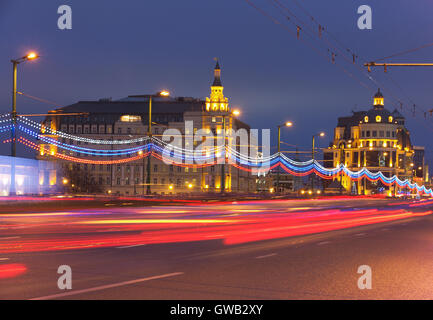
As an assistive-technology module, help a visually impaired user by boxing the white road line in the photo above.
[355,233,367,237]
[317,241,331,246]
[255,253,277,259]
[0,236,20,240]
[30,272,184,300]
[116,244,147,249]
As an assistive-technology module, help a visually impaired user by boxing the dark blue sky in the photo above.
[0,0,432,162]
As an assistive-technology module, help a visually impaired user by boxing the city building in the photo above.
[0,156,56,196]
[324,89,417,195]
[38,63,256,195]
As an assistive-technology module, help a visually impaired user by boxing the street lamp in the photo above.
[232,109,241,117]
[221,108,241,194]
[311,132,325,192]
[143,90,170,195]
[276,121,293,193]
[10,51,39,196]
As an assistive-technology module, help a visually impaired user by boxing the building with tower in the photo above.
[324,89,417,195]
[37,62,256,195]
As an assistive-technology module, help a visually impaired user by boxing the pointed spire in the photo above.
[212,59,222,86]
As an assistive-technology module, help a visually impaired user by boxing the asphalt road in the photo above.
[1,197,433,300]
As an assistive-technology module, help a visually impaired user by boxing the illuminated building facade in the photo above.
[324,89,416,194]
[38,62,256,195]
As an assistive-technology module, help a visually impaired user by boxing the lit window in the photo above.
[388,116,393,122]
[364,116,369,123]
[120,115,141,122]
[376,115,382,122]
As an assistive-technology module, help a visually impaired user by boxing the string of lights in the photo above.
[0,116,430,195]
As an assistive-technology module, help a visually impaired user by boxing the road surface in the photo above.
[1,196,433,299]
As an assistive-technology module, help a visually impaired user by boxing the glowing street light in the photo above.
[232,109,241,116]
[159,90,170,97]
[10,51,40,196]
[26,52,39,60]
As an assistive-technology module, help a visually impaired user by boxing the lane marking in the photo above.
[0,236,20,240]
[255,253,277,259]
[116,244,147,249]
[355,233,366,237]
[30,272,184,300]
[0,258,10,261]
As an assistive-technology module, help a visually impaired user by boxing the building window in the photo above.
[366,131,370,137]
[120,115,141,122]
[376,116,382,122]
[379,131,384,137]
[386,131,390,137]
[361,131,365,137]
[372,131,377,137]
[117,127,122,134]
[153,164,158,172]
[364,116,369,123]
[392,131,395,137]
[153,178,158,185]
[117,178,121,185]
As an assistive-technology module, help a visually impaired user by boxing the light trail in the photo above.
[0,198,431,254]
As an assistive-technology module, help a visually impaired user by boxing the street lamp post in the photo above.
[220,109,241,194]
[10,52,39,196]
[311,132,325,192]
[276,121,293,194]
[144,91,169,195]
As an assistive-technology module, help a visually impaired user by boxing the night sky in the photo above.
[0,1,432,163]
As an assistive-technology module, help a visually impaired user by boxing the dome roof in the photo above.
[365,107,393,122]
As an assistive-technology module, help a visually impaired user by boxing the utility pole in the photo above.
[276,121,293,194]
[221,115,226,194]
[9,52,39,196]
[146,96,152,195]
[311,135,315,192]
